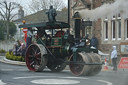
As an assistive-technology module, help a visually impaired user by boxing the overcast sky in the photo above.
[6,0,68,8]
[5,0,68,15]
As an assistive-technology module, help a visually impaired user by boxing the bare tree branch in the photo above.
[10,13,18,20]
[0,11,5,20]
[0,1,21,39]
[29,0,66,13]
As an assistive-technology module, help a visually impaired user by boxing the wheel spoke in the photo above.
[35,48,39,54]
[28,55,34,58]
[34,52,41,57]
[34,65,39,70]
[30,61,35,66]
[31,48,36,55]
[36,57,41,61]
[34,57,41,66]
[37,52,41,55]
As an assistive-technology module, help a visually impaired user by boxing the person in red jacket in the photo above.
[22,20,28,42]
[22,28,28,42]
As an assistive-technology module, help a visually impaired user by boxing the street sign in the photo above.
[120,42,128,55]
[22,28,28,33]
[118,57,128,69]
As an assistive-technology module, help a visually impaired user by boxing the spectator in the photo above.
[22,28,28,42]
[17,41,25,52]
[85,34,90,47]
[13,40,22,56]
[111,46,118,71]
[26,27,33,49]
[14,40,21,50]
[91,34,98,49]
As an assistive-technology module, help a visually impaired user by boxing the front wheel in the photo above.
[69,52,102,76]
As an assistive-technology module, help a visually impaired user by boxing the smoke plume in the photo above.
[78,0,128,21]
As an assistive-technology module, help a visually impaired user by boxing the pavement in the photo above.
[0,56,25,66]
[0,55,127,72]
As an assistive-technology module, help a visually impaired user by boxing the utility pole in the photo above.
[68,0,70,25]
[68,0,70,33]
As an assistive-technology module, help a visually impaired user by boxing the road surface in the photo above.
[0,62,128,85]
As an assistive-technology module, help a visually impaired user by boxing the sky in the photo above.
[5,0,68,15]
[3,0,128,20]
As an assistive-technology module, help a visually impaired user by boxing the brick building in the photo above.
[70,0,128,56]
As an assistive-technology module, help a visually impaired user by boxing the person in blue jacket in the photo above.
[90,34,98,49]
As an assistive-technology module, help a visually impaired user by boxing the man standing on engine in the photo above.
[46,5,57,22]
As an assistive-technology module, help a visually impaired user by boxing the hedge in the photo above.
[0,49,6,53]
[5,52,25,62]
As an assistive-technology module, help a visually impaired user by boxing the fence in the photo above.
[0,40,15,51]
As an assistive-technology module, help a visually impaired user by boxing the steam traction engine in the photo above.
[19,15,102,76]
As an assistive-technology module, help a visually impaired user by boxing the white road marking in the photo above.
[31,79,80,84]
[98,80,113,85]
[13,76,56,79]
[13,76,113,85]
[0,80,6,85]
[1,69,27,71]
[1,69,14,71]
[62,77,88,79]
[13,76,88,80]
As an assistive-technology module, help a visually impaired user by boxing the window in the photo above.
[87,4,91,10]
[117,20,121,39]
[113,16,115,18]
[126,20,128,39]
[104,21,108,40]
[118,14,121,17]
[112,20,116,40]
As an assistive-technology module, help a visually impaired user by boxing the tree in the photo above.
[0,20,16,40]
[0,1,20,39]
[9,21,16,37]
[29,0,67,13]
[0,20,5,40]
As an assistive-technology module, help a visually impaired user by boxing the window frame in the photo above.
[125,19,128,40]
[117,19,121,40]
[112,20,116,40]
[104,20,108,40]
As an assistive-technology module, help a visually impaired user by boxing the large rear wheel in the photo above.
[26,44,47,72]
[47,58,67,72]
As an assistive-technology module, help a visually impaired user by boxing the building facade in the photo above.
[101,0,128,55]
[71,0,103,50]
[70,0,128,55]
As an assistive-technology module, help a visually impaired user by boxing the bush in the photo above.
[0,49,6,53]
[5,52,25,62]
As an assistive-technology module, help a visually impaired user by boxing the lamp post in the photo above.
[67,0,70,34]
[68,0,70,25]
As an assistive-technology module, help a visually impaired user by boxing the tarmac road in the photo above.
[0,56,128,85]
